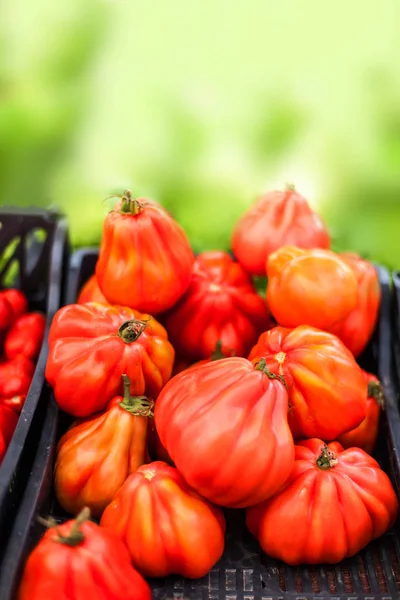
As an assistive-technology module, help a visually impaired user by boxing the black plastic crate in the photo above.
[392,271,400,385]
[1,250,400,600]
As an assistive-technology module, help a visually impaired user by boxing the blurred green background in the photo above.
[1,0,399,265]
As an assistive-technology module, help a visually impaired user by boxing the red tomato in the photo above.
[338,370,383,454]
[147,420,174,465]
[101,461,225,578]
[164,251,273,360]
[5,312,46,361]
[55,375,153,517]
[0,355,35,399]
[45,303,174,417]
[77,274,108,304]
[96,192,194,314]
[0,295,14,331]
[266,246,359,330]
[17,508,151,600]
[246,439,398,564]
[0,404,18,465]
[155,357,294,508]
[248,326,367,440]
[1,289,28,320]
[0,395,26,414]
[231,186,330,276]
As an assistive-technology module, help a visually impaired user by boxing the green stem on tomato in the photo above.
[53,507,91,547]
[120,374,154,417]
[316,444,338,470]
[118,319,150,343]
[254,358,287,389]
[119,189,144,215]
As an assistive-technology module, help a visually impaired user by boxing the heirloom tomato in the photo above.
[248,325,367,440]
[0,404,18,465]
[155,357,294,508]
[96,191,194,314]
[164,250,272,360]
[18,508,151,600]
[54,375,153,517]
[77,274,108,304]
[101,461,225,578]
[266,246,358,330]
[45,303,174,417]
[231,185,330,276]
[246,439,398,565]
[5,312,46,361]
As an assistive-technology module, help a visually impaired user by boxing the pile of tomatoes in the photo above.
[17,187,398,600]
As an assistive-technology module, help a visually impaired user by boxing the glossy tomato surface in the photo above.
[5,312,46,361]
[77,274,108,304]
[0,404,18,464]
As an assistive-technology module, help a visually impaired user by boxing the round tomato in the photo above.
[155,357,294,508]
[231,186,330,276]
[101,461,225,578]
[164,250,272,360]
[18,508,151,600]
[77,274,108,304]
[96,192,194,314]
[45,303,174,417]
[248,325,367,440]
[5,312,46,361]
[266,246,359,330]
[246,439,398,565]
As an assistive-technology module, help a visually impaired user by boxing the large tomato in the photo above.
[231,186,330,276]
[164,250,272,360]
[101,461,226,578]
[96,191,194,314]
[155,357,294,508]
[54,375,153,517]
[266,246,359,330]
[248,325,367,440]
[45,303,174,417]
[18,508,151,600]
[77,274,108,304]
[246,439,398,565]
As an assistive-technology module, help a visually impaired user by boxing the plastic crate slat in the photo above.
[363,548,382,594]
[379,539,398,595]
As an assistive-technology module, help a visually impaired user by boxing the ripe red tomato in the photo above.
[101,461,226,578]
[231,186,330,276]
[1,289,28,321]
[246,439,398,564]
[55,375,153,517]
[45,303,174,417]
[164,250,272,360]
[155,357,294,508]
[0,404,18,465]
[248,325,367,440]
[77,274,108,304]
[5,312,46,361]
[0,355,35,399]
[266,246,359,330]
[96,192,194,314]
[18,508,151,600]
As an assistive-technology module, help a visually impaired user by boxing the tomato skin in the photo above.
[45,303,174,417]
[248,325,367,440]
[266,246,359,330]
[1,289,28,321]
[77,274,108,304]
[5,312,46,361]
[17,511,151,600]
[0,395,26,414]
[231,187,330,276]
[101,461,226,578]
[246,439,398,565]
[0,296,14,331]
[164,251,273,360]
[155,357,294,508]
[0,355,35,399]
[96,195,194,314]
[0,404,18,464]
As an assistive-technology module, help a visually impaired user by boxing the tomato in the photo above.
[266,246,359,330]
[77,274,108,304]
[164,250,272,360]
[231,186,330,276]
[172,342,235,376]
[101,461,225,578]
[0,295,13,331]
[0,355,35,399]
[0,395,26,414]
[1,289,28,320]
[5,312,46,361]
[45,303,174,417]
[246,439,398,565]
[147,420,174,465]
[0,404,18,465]
[18,508,151,600]
[155,357,294,508]
[338,371,383,454]
[55,375,153,517]
[96,191,194,314]
[248,325,367,440]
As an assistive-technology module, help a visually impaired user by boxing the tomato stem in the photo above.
[254,358,287,389]
[119,189,144,215]
[316,444,338,470]
[120,374,154,417]
[368,380,385,408]
[118,319,150,343]
[52,507,91,547]
[285,183,296,192]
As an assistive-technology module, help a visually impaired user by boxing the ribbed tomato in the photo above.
[96,191,194,314]
[248,326,367,440]
[164,250,272,360]
[77,274,108,304]
[101,461,226,578]
[231,186,330,276]
[155,357,294,508]
[45,303,174,417]
[246,439,398,564]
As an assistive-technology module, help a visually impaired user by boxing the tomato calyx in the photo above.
[316,444,339,470]
[368,380,385,408]
[119,189,145,215]
[210,340,235,361]
[37,507,91,547]
[118,318,150,343]
[254,358,287,389]
[119,374,154,417]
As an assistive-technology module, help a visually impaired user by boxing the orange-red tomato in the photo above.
[5,312,46,361]
[338,370,383,454]
[101,461,226,578]
[231,186,330,276]
[266,246,359,330]
[1,289,28,321]
[96,192,194,314]
[0,404,18,465]
[77,274,108,304]
[164,250,272,360]
[246,439,398,565]
[155,357,294,508]
[54,375,153,517]
[248,325,367,440]
[18,508,151,600]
